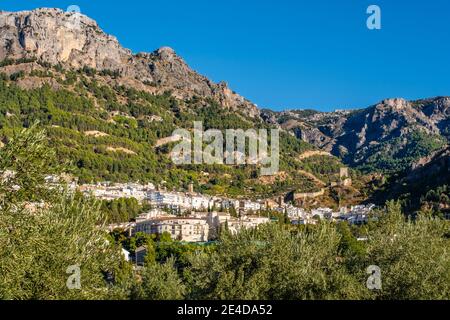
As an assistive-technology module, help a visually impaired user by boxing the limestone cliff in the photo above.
[0,8,259,117]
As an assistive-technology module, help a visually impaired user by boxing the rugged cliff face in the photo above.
[0,9,130,70]
[0,8,448,174]
[409,147,450,181]
[272,98,449,171]
[377,146,450,210]
[0,8,259,117]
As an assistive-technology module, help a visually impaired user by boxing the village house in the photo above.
[285,205,308,219]
[146,190,214,211]
[135,208,174,223]
[134,217,209,242]
[311,207,334,220]
[238,200,262,213]
[79,182,154,202]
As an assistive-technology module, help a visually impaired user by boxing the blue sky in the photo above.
[2,0,450,111]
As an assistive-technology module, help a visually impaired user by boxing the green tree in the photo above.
[186,223,367,300]
[363,201,450,300]
[0,126,131,299]
[132,257,186,300]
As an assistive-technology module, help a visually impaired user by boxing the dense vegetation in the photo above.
[0,61,348,200]
[100,197,150,223]
[369,146,450,216]
[356,130,447,173]
[0,126,128,299]
[1,127,449,300]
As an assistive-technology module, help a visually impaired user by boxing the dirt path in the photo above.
[155,134,185,147]
[298,150,333,160]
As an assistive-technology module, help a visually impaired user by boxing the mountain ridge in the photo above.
[269,97,449,172]
[0,8,449,178]
[0,8,260,117]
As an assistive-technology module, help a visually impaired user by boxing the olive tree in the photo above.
[0,126,131,299]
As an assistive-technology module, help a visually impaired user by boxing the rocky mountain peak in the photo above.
[156,46,177,60]
[378,98,409,110]
[0,8,260,117]
[0,8,130,69]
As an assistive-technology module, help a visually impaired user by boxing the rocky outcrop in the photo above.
[0,9,130,69]
[271,97,449,169]
[0,8,259,117]
[409,147,450,178]
[0,8,448,172]
[331,98,442,156]
[415,97,450,137]
[291,124,334,151]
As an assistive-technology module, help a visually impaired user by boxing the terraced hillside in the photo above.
[0,57,356,200]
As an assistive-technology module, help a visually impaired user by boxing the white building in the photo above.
[285,205,308,219]
[220,199,236,210]
[311,208,333,220]
[206,211,232,227]
[347,214,369,225]
[191,195,214,210]
[80,182,155,202]
[240,215,270,229]
[134,217,209,242]
[341,204,376,225]
[135,208,174,223]
[239,200,262,212]
[206,212,270,236]
[147,191,214,211]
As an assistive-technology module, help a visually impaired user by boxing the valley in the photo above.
[0,6,449,302]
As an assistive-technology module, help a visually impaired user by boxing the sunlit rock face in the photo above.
[0,8,260,117]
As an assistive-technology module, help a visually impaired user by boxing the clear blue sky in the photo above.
[2,0,450,111]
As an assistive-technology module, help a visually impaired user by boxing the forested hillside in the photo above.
[0,8,448,207]
[1,128,449,300]
[269,98,449,173]
[0,59,351,200]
